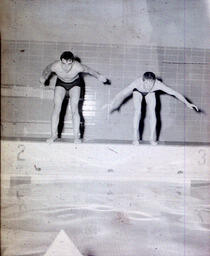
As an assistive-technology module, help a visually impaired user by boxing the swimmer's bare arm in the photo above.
[109,83,136,111]
[157,82,199,111]
[80,64,108,83]
[39,61,57,85]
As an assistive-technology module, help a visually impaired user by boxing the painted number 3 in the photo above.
[17,144,25,161]
[198,149,206,165]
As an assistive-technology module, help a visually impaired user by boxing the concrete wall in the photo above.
[1,0,210,48]
[1,0,210,142]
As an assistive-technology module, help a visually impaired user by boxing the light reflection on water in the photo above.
[2,181,210,256]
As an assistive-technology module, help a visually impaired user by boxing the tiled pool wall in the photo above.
[1,40,210,142]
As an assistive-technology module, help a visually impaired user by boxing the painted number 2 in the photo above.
[198,149,206,165]
[17,144,25,161]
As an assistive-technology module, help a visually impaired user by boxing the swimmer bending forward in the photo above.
[109,72,199,145]
[40,51,109,143]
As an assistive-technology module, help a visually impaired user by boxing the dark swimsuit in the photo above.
[55,77,81,91]
[133,88,149,97]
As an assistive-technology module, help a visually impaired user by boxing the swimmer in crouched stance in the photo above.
[109,72,199,145]
[40,51,110,143]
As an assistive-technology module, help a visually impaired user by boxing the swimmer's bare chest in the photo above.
[135,81,158,93]
[53,62,81,83]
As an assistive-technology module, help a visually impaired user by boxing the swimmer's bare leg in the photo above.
[132,91,143,145]
[69,86,82,144]
[145,93,158,145]
[47,86,66,143]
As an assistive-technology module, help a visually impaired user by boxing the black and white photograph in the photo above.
[1,0,210,255]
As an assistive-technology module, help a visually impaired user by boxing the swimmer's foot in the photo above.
[149,140,158,146]
[74,138,82,144]
[46,135,57,144]
[132,140,140,145]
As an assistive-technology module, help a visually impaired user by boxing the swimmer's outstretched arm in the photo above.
[39,61,57,85]
[158,83,199,111]
[109,83,135,111]
[81,64,109,83]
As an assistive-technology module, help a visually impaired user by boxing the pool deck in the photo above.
[1,138,210,186]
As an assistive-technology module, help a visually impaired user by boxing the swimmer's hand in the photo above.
[101,102,119,113]
[101,103,110,110]
[39,77,54,90]
[39,77,46,87]
[101,103,114,110]
[98,75,110,84]
[103,79,111,85]
[187,103,199,111]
